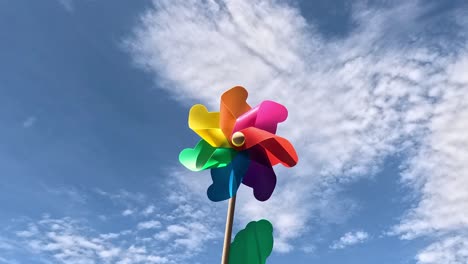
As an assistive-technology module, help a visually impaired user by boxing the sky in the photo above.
[0,0,467,263]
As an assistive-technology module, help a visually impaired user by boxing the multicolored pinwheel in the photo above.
[179,86,298,202]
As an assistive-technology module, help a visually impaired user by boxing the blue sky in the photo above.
[1,0,468,263]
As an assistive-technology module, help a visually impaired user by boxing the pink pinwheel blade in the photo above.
[233,100,288,135]
[242,146,277,201]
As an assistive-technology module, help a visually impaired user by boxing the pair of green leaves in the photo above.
[229,219,274,264]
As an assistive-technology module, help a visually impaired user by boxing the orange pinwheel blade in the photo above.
[220,86,251,142]
[239,127,298,167]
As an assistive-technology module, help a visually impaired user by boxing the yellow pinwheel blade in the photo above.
[188,104,231,148]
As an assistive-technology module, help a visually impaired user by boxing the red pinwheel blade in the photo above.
[220,86,251,142]
[239,127,298,167]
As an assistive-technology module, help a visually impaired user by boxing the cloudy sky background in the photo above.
[1,0,467,263]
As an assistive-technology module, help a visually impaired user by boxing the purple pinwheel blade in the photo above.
[242,146,277,201]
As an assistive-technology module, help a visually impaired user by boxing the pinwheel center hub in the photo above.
[231,131,245,147]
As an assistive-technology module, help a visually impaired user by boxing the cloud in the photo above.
[137,220,161,230]
[0,183,229,264]
[142,205,156,216]
[122,209,135,216]
[389,47,468,263]
[56,0,73,12]
[151,170,225,255]
[6,213,211,264]
[416,235,468,264]
[22,116,36,128]
[127,0,468,259]
[43,185,87,204]
[394,78,468,239]
[95,189,146,206]
[100,233,121,240]
[0,239,14,250]
[330,230,370,249]
[301,244,316,254]
[19,217,169,264]
[0,257,12,264]
[99,185,225,260]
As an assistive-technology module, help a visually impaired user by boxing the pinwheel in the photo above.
[179,86,298,264]
[179,86,298,202]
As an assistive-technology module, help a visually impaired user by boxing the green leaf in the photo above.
[229,219,274,264]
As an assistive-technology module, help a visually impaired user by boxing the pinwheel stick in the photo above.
[221,195,236,264]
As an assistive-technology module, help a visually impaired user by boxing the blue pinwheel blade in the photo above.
[207,151,250,202]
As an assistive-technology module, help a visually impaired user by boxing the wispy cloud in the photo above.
[416,235,468,264]
[390,49,468,263]
[126,0,468,260]
[0,239,14,250]
[152,170,225,255]
[14,217,169,264]
[137,220,161,230]
[142,205,156,216]
[43,185,87,204]
[128,0,468,255]
[95,188,146,205]
[122,209,135,216]
[56,0,73,12]
[15,224,39,238]
[330,231,370,249]
[22,116,36,128]
[0,182,229,264]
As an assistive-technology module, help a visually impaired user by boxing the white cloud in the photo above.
[1,181,228,263]
[0,239,13,250]
[151,171,224,255]
[330,231,370,249]
[43,185,87,204]
[301,244,316,254]
[103,186,224,261]
[100,233,120,240]
[122,209,134,216]
[127,0,468,253]
[416,235,468,264]
[0,257,11,264]
[22,116,36,128]
[96,189,146,205]
[142,205,156,216]
[15,224,39,238]
[130,0,443,252]
[56,0,73,12]
[390,49,468,262]
[12,216,170,264]
[137,220,161,230]
[0,180,226,264]
[394,83,468,239]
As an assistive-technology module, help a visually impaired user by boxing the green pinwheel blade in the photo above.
[179,139,237,171]
[229,219,274,264]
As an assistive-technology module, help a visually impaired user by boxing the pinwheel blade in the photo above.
[179,140,237,171]
[207,151,250,202]
[238,127,298,167]
[188,104,230,147]
[233,100,288,134]
[220,86,251,142]
[229,219,274,264]
[242,146,277,201]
